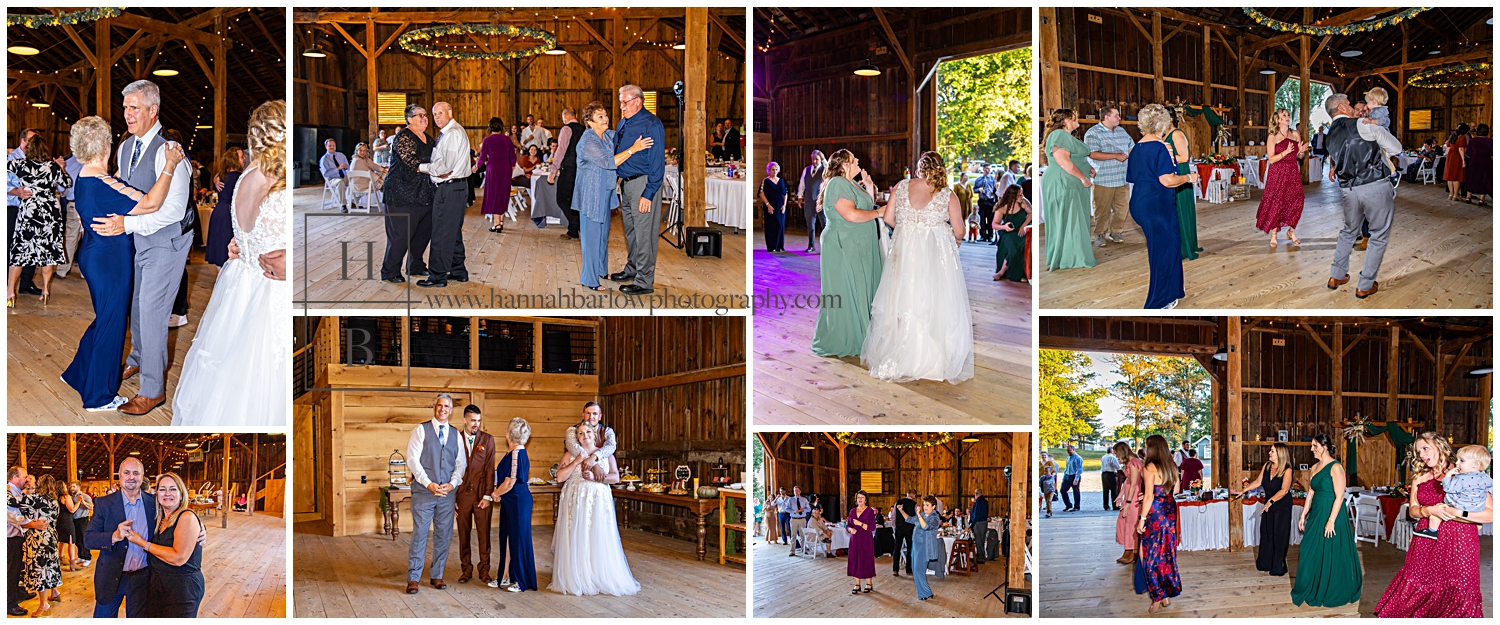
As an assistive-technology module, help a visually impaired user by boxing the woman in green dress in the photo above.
[811,149,885,358]
[1042,109,1096,270]
[1290,432,1363,608]
[1165,108,1201,260]
[992,184,1030,282]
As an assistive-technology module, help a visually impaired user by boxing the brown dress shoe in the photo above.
[405,581,419,594]
[1356,281,1379,299]
[118,394,165,416]
[430,578,446,589]
[1327,276,1350,290]
[458,571,471,584]
[120,365,140,380]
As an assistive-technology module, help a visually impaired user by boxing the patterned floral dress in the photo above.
[7,158,71,266]
[1135,484,1181,602]
[1255,138,1306,233]
[19,494,61,592]
[1374,477,1485,617]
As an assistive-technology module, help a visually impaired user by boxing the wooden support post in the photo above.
[952,439,962,503]
[612,13,624,121]
[1039,8,1061,115]
[67,434,77,482]
[1481,374,1492,445]
[213,12,226,165]
[1398,24,1408,139]
[835,437,848,516]
[221,434,231,529]
[1387,326,1401,421]
[1235,34,1245,146]
[16,434,26,471]
[1434,335,1445,435]
[1332,323,1344,423]
[1151,12,1164,103]
[683,7,709,228]
[1299,9,1312,182]
[365,21,379,141]
[95,18,112,121]
[249,434,258,517]
[1202,25,1212,108]
[1008,432,1028,587]
[1226,316,1244,551]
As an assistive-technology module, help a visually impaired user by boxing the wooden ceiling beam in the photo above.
[706,11,744,50]
[1243,7,1398,54]
[1347,48,1493,80]
[6,70,83,88]
[109,12,222,47]
[872,8,912,76]
[295,8,694,24]
[248,12,284,59]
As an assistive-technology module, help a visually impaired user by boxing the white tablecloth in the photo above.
[830,523,850,551]
[1241,501,1304,548]
[1306,156,1324,183]
[1396,154,1419,171]
[528,171,565,224]
[706,176,747,229]
[1390,504,1412,551]
[1177,500,1229,551]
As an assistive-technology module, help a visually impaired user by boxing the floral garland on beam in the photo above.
[835,432,954,449]
[397,23,557,61]
[8,7,123,28]
[1408,62,1492,89]
[1241,8,1429,36]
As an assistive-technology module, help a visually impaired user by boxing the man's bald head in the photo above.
[119,457,145,494]
[432,102,454,128]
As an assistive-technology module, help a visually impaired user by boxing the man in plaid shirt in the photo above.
[1084,106,1135,247]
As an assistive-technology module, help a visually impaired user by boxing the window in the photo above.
[377,93,408,125]
[859,471,883,494]
[643,91,658,115]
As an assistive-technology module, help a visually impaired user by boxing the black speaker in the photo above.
[1005,589,1031,615]
[686,227,721,258]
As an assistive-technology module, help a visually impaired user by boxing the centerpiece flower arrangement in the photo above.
[1197,153,1236,166]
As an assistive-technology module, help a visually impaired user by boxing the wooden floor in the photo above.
[1039,179,1493,309]
[6,251,219,426]
[751,223,1032,425]
[1038,512,1493,617]
[9,512,286,618]
[291,186,748,310]
[749,530,1022,617]
[292,523,745,618]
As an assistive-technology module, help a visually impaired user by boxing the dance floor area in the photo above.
[8,512,286,618]
[749,532,1022,618]
[6,251,218,426]
[292,523,745,618]
[291,186,747,310]
[751,224,1031,425]
[1038,513,1493,617]
[1039,179,1492,309]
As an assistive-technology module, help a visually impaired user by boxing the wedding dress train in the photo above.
[549,463,641,596]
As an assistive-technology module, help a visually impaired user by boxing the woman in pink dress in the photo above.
[1375,432,1490,617]
[475,117,518,233]
[1255,109,1309,249]
[1112,441,1144,565]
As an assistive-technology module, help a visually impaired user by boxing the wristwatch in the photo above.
[1462,510,1469,518]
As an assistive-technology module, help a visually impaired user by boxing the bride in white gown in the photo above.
[172,101,290,426]
[861,151,974,384]
[550,423,641,596]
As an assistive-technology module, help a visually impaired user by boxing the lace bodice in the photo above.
[892,179,953,228]
[231,167,289,263]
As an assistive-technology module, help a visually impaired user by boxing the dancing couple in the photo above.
[85,458,206,617]
[63,79,288,424]
[550,402,641,595]
[378,102,471,288]
[810,149,974,384]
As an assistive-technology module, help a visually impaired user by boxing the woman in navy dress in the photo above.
[204,147,244,266]
[1127,105,1199,310]
[491,417,537,592]
[60,116,185,411]
[760,162,789,252]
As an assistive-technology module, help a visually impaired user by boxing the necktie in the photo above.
[128,139,142,178]
[437,424,446,446]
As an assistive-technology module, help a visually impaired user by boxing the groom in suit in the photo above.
[91,79,193,416]
[563,401,617,468]
[454,405,497,585]
[84,458,154,617]
[405,393,467,594]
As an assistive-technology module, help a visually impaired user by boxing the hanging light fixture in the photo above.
[961,435,980,443]
[1339,49,1363,57]
[800,442,815,450]
[1259,68,1277,75]
[1428,49,1442,55]
[7,46,39,56]
[30,101,49,108]
[545,46,567,55]
[302,45,327,58]
[152,68,179,77]
[672,40,686,50]
[854,59,880,77]
[1465,365,1493,377]
[1213,347,1229,361]
[195,124,212,129]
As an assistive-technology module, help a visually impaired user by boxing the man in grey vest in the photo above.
[404,393,466,594]
[90,80,192,416]
[796,150,826,253]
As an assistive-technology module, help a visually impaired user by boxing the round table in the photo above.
[705,175,747,230]
[1176,499,1229,551]
[528,170,567,223]
[829,523,851,551]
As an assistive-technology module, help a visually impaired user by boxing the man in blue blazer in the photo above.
[969,489,990,564]
[85,458,155,618]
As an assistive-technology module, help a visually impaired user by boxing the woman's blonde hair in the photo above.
[247,100,286,193]
[1269,442,1291,479]
[1046,108,1076,134]
[69,116,113,164]
[1273,108,1291,133]
[575,422,598,447]
[915,151,947,191]
[1111,441,1133,464]
[154,472,195,530]
[823,149,855,181]
[1414,431,1454,473]
[1137,104,1172,137]
[508,417,532,446]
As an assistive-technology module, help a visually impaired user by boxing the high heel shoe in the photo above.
[6,296,13,308]
[39,292,49,305]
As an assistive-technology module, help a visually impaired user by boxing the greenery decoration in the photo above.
[398,23,557,60]
[9,7,123,28]
[1408,62,1492,89]
[1241,8,1429,36]
[834,432,954,449]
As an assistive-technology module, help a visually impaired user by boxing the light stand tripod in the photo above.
[659,81,686,249]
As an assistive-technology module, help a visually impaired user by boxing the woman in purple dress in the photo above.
[1463,124,1491,205]
[1255,109,1309,248]
[1136,434,1181,614]
[845,490,878,594]
[475,117,517,234]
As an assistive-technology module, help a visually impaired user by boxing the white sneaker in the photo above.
[85,396,128,412]
[486,579,500,588]
[168,314,188,328]
[1094,234,1107,247]
[1163,299,1179,310]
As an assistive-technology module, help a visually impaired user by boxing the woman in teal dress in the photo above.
[993,184,1031,282]
[1042,109,1097,270]
[1290,433,1362,608]
[900,494,945,600]
[811,149,885,358]
[1165,108,1201,260]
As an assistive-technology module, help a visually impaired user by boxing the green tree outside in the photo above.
[1039,349,1106,448]
[937,47,1032,170]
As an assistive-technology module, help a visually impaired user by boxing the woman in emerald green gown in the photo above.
[811,149,885,358]
[1165,108,1201,260]
[1042,109,1097,270]
[1290,433,1363,608]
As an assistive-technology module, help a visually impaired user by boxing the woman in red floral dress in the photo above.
[1375,432,1490,617]
[1134,435,1182,614]
[1255,109,1309,249]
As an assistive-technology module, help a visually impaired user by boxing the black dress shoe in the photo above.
[19,285,42,296]
[416,277,449,288]
[449,274,469,283]
[8,606,27,616]
[608,271,635,283]
[383,276,406,284]
[620,284,654,295]
[409,269,430,277]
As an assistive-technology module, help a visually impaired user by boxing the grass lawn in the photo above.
[1044,448,1106,471]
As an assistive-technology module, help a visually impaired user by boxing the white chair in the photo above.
[345,170,380,213]
[509,187,530,219]
[1418,158,1437,184]
[320,176,347,211]
[797,527,819,559]
[1352,495,1383,546]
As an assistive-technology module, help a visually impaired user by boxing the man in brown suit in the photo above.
[453,405,497,584]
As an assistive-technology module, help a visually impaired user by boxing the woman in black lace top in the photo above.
[380,103,438,282]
